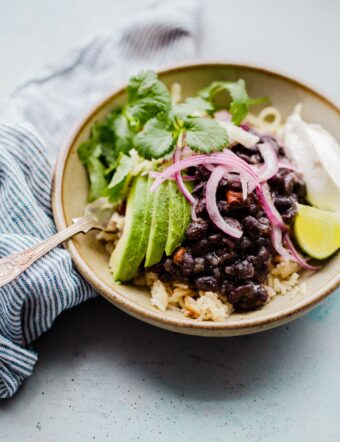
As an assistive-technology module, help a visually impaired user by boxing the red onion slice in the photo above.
[206,166,243,238]
[284,233,321,270]
[173,148,196,204]
[240,174,248,200]
[191,199,198,222]
[271,226,292,261]
[150,152,259,192]
[257,142,279,182]
[256,184,286,230]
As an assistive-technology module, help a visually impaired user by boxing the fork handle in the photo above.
[0,216,95,288]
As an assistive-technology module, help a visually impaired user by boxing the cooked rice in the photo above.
[96,212,125,254]
[98,211,308,322]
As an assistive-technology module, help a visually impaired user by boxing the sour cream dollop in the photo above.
[282,105,340,212]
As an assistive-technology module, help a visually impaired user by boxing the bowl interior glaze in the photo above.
[52,62,340,336]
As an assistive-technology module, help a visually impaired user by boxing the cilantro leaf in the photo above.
[78,135,108,202]
[106,153,134,203]
[78,140,101,165]
[126,71,171,127]
[199,79,249,125]
[183,117,229,153]
[87,157,108,201]
[133,116,175,159]
[112,114,134,154]
[173,97,214,117]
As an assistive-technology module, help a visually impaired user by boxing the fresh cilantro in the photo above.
[183,116,229,153]
[133,116,175,159]
[78,140,100,165]
[87,157,108,201]
[112,114,134,154]
[106,153,134,203]
[173,97,213,117]
[78,70,264,205]
[125,71,171,128]
[199,79,249,125]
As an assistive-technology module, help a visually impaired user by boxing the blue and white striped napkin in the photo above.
[0,0,201,399]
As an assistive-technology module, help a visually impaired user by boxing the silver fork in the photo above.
[0,198,114,288]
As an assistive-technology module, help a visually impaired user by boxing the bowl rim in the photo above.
[52,60,340,333]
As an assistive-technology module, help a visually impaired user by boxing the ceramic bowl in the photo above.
[52,62,340,336]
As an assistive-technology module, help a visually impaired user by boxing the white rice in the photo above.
[96,212,125,254]
[98,212,307,322]
[138,257,306,322]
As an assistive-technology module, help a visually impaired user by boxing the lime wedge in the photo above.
[294,204,340,259]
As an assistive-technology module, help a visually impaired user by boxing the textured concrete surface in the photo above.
[0,0,340,441]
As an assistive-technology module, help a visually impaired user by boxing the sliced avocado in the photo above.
[145,183,169,267]
[110,175,153,282]
[165,180,192,256]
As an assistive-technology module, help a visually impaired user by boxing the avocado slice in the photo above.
[145,183,169,267]
[110,175,153,282]
[165,181,192,256]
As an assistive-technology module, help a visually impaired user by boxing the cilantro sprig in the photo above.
[78,70,262,203]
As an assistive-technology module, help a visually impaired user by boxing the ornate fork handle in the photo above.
[0,216,96,288]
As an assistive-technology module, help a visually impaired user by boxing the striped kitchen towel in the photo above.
[0,0,201,399]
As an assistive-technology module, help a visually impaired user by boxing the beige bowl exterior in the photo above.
[52,62,340,336]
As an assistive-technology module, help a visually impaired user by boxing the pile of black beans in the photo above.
[150,135,307,312]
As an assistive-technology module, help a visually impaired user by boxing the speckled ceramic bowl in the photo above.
[52,62,340,336]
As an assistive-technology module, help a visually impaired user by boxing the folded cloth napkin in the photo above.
[0,0,201,399]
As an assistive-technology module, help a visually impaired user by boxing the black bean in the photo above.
[221,236,237,249]
[181,252,195,275]
[186,219,209,240]
[273,194,294,211]
[220,280,233,296]
[193,257,205,273]
[236,235,253,250]
[224,264,235,277]
[231,283,268,311]
[217,201,229,214]
[216,248,236,264]
[164,258,175,274]
[256,269,269,283]
[191,238,211,256]
[150,134,306,314]
[159,272,173,283]
[213,267,223,280]
[227,283,254,304]
[195,199,207,216]
[243,215,271,238]
[195,166,211,180]
[234,259,255,279]
[282,207,297,224]
[195,276,219,292]
[228,180,242,191]
[208,233,222,244]
[205,252,220,266]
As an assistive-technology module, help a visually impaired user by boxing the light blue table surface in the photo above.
[0,1,339,441]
